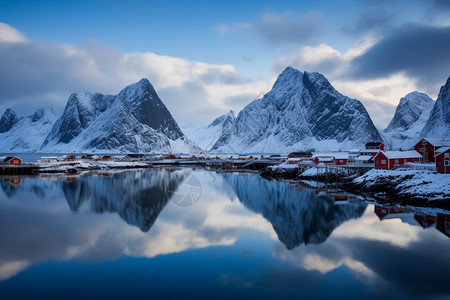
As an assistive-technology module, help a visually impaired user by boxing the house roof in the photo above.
[360,149,380,153]
[290,151,313,156]
[355,155,374,161]
[365,142,383,147]
[314,156,335,162]
[313,152,349,159]
[3,156,15,162]
[377,150,422,159]
[435,147,450,157]
[422,137,450,147]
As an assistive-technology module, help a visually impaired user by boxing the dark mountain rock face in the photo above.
[0,108,21,133]
[420,75,450,138]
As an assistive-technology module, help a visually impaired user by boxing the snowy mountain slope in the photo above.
[420,75,450,139]
[0,107,59,152]
[183,110,235,151]
[210,67,382,153]
[383,92,434,150]
[41,79,202,154]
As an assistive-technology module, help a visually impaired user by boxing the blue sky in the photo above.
[0,0,449,127]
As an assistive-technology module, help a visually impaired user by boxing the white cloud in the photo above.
[0,23,27,43]
[0,24,269,126]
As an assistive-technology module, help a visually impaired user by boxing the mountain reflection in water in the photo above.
[221,173,367,249]
[0,169,449,299]
[63,169,186,231]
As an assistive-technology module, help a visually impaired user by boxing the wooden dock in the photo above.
[0,165,39,175]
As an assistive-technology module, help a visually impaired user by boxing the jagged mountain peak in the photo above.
[385,91,434,133]
[210,66,381,153]
[184,110,237,151]
[208,110,235,128]
[41,78,200,153]
[420,74,450,139]
[118,78,155,100]
[0,108,22,133]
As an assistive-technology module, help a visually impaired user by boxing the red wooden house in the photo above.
[374,150,422,169]
[3,156,22,165]
[165,154,177,160]
[313,156,334,164]
[288,152,313,164]
[414,138,450,163]
[288,152,313,159]
[435,147,450,173]
[436,213,450,238]
[360,142,385,156]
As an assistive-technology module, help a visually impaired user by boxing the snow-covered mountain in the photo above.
[41,78,202,153]
[210,67,382,153]
[420,75,450,139]
[0,107,59,152]
[183,110,235,151]
[383,92,434,150]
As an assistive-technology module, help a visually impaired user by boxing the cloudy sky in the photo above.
[0,0,449,129]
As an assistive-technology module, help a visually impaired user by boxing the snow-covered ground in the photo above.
[353,168,450,201]
[37,160,150,172]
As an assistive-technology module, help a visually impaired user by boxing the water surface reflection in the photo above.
[0,169,448,299]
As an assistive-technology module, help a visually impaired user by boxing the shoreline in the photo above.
[2,159,449,210]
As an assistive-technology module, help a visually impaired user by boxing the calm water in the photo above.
[0,168,449,299]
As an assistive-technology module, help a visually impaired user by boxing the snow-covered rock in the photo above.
[383,92,435,150]
[420,75,450,139]
[41,79,202,154]
[0,107,59,152]
[353,169,450,201]
[183,110,235,151]
[210,67,382,153]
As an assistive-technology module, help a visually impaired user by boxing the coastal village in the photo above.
[1,137,449,174]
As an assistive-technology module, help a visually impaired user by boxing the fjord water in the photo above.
[0,169,448,299]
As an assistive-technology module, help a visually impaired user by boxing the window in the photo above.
[445,161,450,166]
[381,160,387,164]
[395,159,399,164]
[445,153,450,158]
[422,140,427,145]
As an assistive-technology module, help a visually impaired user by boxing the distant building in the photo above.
[374,150,422,169]
[313,155,334,165]
[365,142,385,150]
[2,156,22,165]
[81,154,94,160]
[414,138,450,163]
[435,147,450,173]
[287,152,313,164]
[313,152,349,165]
[288,152,313,158]
[101,155,113,161]
[64,154,77,161]
[360,142,385,156]
[40,156,58,163]
[165,154,177,160]
[127,154,145,161]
